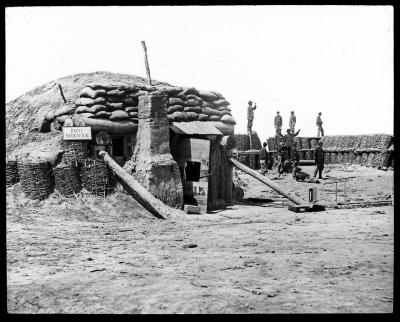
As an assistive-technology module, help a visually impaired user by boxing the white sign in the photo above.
[63,127,92,140]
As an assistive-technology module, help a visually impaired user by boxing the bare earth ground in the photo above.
[7,164,393,313]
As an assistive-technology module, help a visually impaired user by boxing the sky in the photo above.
[5,6,393,140]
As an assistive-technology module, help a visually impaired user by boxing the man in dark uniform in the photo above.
[283,128,300,160]
[259,142,268,175]
[275,128,284,148]
[314,141,325,179]
[277,142,287,176]
[247,101,257,133]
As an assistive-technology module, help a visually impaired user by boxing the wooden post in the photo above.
[57,83,67,103]
[141,41,152,85]
[228,157,306,205]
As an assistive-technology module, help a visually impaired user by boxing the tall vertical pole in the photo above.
[141,41,152,85]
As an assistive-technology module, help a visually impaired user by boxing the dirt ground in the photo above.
[6,164,393,313]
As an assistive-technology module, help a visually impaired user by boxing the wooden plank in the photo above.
[228,157,306,205]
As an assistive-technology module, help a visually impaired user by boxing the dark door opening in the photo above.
[112,137,124,157]
[185,161,201,182]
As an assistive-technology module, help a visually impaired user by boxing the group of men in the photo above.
[259,136,325,181]
[247,101,324,137]
[273,110,324,137]
[247,101,326,180]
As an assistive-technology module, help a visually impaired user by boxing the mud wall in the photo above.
[123,94,184,208]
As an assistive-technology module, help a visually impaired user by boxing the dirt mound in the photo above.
[6,71,170,153]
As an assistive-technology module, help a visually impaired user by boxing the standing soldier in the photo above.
[274,128,284,150]
[274,111,282,134]
[314,141,325,179]
[247,101,257,133]
[289,111,296,132]
[316,112,324,137]
[259,142,268,175]
[277,142,287,176]
[284,128,301,160]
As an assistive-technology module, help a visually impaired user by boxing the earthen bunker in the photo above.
[6,72,237,214]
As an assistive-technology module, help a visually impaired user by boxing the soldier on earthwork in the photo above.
[247,101,257,133]
[316,112,324,137]
[289,111,296,132]
[274,111,282,135]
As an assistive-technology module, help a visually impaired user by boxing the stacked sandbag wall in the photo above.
[69,83,235,135]
[265,134,393,170]
[322,134,393,169]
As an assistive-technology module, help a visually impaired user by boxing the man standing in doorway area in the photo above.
[274,111,282,135]
[259,142,268,175]
[289,111,296,132]
[247,101,257,133]
[316,112,324,137]
[314,141,325,179]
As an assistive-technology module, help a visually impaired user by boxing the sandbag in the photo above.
[185,99,202,107]
[219,110,232,116]
[125,106,139,113]
[185,112,199,121]
[198,114,209,121]
[76,105,96,114]
[130,118,139,124]
[122,96,139,106]
[169,97,185,106]
[184,106,202,113]
[79,112,95,118]
[210,91,224,99]
[186,94,203,102]
[181,87,199,96]
[107,89,125,97]
[158,86,182,95]
[202,107,221,116]
[213,99,230,107]
[95,111,111,118]
[167,114,174,121]
[54,104,76,117]
[107,102,124,111]
[87,83,111,90]
[76,96,106,106]
[171,111,186,122]
[80,87,106,99]
[80,117,138,134]
[109,110,129,121]
[221,115,236,125]
[129,112,138,118]
[217,106,232,112]
[119,85,139,93]
[91,104,108,113]
[167,105,184,114]
[202,101,216,108]
[107,96,122,103]
[198,90,219,101]
[209,115,221,121]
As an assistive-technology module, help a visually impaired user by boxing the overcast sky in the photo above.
[6,6,393,139]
